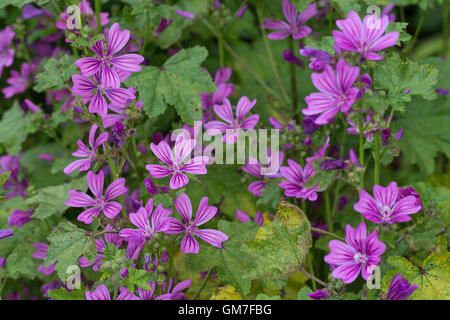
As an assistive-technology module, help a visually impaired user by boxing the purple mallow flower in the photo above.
[299,47,333,72]
[65,170,128,224]
[303,60,360,125]
[436,88,449,96]
[235,209,264,227]
[57,0,109,30]
[119,199,172,259]
[242,150,284,196]
[387,273,418,300]
[0,229,14,240]
[262,0,317,40]
[332,11,399,61]
[0,153,28,199]
[155,18,173,36]
[75,23,144,88]
[236,4,248,18]
[166,193,228,254]
[2,62,36,99]
[204,96,259,144]
[86,284,139,300]
[175,10,195,20]
[307,289,331,300]
[71,73,135,117]
[283,50,304,67]
[64,124,109,175]
[32,243,56,276]
[398,186,422,207]
[0,26,15,79]
[324,222,385,283]
[146,135,208,190]
[354,182,422,224]
[8,208,33,227]
[279,159,320,201]
[320,159,348,171]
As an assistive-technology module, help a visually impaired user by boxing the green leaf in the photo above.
[242,201,312,281]
[45,221,95,281]
[291,0,314,11]
[33,55,77,93]
[255,293,282,300]
[392,96,450,175]
[297,286,313,300]
[256,180,283,211]
[125,46,215,124]
[385,22,411,45]
[47,288,86,300]
[0,102,36,156]
[25,177,87,220]
[6,241,39,279]
[374,53,439,112]
[0,0,36,8]
[386,253,450,300]
[125,269,155,292]
[333,0,361,15]
[186,220,260,296]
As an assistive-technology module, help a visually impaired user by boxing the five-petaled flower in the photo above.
[75,23,144,88]
[65,170,128,224]
[146,135,208,190]
[262,0,317,40]
[166,193,228,254]
[71,73,136,117]
[332,11,399,61]
[354,181,422,224]
[119,199,172,259]
[64,123,109,175]
[324,222,386,283]
[303,59,360,125]
[204,96,259,144]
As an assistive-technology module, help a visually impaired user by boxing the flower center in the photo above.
[380,205,392,221]
[354,252,368,264]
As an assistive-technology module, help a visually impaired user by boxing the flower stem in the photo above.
[95,0,102,34]
[288,37,298,119]
[407,11,425,55]
[257,8,290,105]
[311,227,345,242]
[218,29,225,68]
[358,112,365,190]
[193,268,213,300]
[374,130,380,186]
[299,265,327,288]
[306,252,317,290]
[443,0,449,59]
[201,18,279,103]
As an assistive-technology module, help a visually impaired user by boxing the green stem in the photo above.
[324,188,332,233]
[374,131,380,186]
[288,37,298,120]
[306,252,317,291]
[443,0,449,59]
[130,136,143,181]
[407,12,425,55]
[299,265,327,288]
[201,18,277,100]
[358,112,365,190]
[218,30,225,68]
[311,227,345,241]
[95,0,102,34]
[257,9,290,105]
[193,268,213,300]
